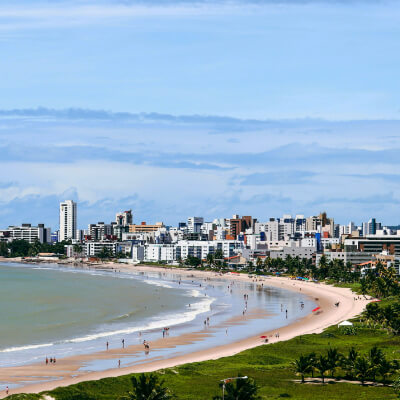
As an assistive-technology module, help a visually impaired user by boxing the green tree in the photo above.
[308,352,317,378]
[354,356,371,385]
[98,247,113,260]
[213,375,260,400]
[368,346,385,382]
[0,242,8,257]
[378,358,395,384]
[8,239,30,257]
[393,376,400,398]
[341,347,358,379]
[255,257,263,273]
[73,243,84,257]
[185,255,201,267]
[315,355,330,384]
[214,249,224,260]
[327,348,341,378]
[293,355,312,383]
[121,373,174,400]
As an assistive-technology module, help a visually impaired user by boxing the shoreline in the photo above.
[0,263,371,398]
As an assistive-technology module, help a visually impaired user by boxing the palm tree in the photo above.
[315,355,330,384]
[293,355,312,383]
[354,356,371,385]
[121,373,173,400]
[213,375,260,400]
[368,346,385,382]
[73,243,83,257]
[256,257,263,273]
[393,376,400,398]
[206,253,214,268]
[264,257,272,272]
[308,352,317,378]
[341,347,358,379]
[365,302,380,321]
[327,348,341,378]
[378,358,394,385]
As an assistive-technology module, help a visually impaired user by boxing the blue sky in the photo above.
[0,1,400,229]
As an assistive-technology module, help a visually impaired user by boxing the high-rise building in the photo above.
[229,215,256,238]
[59,200,77,241]
[187,217,204,234]
[116,210,133,226]
[362,218,381,236]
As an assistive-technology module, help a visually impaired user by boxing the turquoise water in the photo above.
[0,263,315,376]
[0,263,206,365]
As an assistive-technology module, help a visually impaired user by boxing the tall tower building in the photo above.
[59,200,77,241]
[116,210,133,226]
[187,217,204,234]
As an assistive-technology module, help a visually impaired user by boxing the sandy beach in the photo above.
[0,264,371,398]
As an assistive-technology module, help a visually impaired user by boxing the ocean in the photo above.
[0,263,315,375]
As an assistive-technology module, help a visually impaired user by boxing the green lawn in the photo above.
[9,321,400,400]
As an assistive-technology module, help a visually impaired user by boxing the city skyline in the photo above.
[1,0,400,229]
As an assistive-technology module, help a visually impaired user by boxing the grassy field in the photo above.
[8,320,400,400]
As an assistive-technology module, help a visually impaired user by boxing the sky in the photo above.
[0,0,400,229]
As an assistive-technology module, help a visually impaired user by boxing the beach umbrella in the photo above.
[260,335,267,338]
[312,306,321,312]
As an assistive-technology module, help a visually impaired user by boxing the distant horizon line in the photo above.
[1,106,400,124]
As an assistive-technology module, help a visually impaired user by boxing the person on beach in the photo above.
[122,339,125,348]
[106,341,109,350]
[118,359,121,368]
[53,357,56,364]
[50,357,53,363]
[6,386,9,395]
[46,357,48,365]
[286,309,288,319]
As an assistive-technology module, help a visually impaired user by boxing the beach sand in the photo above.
[0,264,371,398]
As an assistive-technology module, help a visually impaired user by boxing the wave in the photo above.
[0,342,53,353]
[0,263,213,354]
[67,295,214,343]
[0,295,214,353]
[142,279,174,289]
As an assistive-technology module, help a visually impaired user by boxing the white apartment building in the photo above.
[59,200,77,241]
[320,237,340,248]
[176,240,243,260]
[85,241,117,257]
[187,217,204,234]
[144,244,176,262]
[132,240,244,263]
[88,222,113,240]
[0,224,51,244]
[269,246,316,259]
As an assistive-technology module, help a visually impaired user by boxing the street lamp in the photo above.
[220,376,248,400]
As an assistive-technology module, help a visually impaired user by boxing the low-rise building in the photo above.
[0,224,51,244]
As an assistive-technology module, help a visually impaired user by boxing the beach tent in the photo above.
[338,320,353,327]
